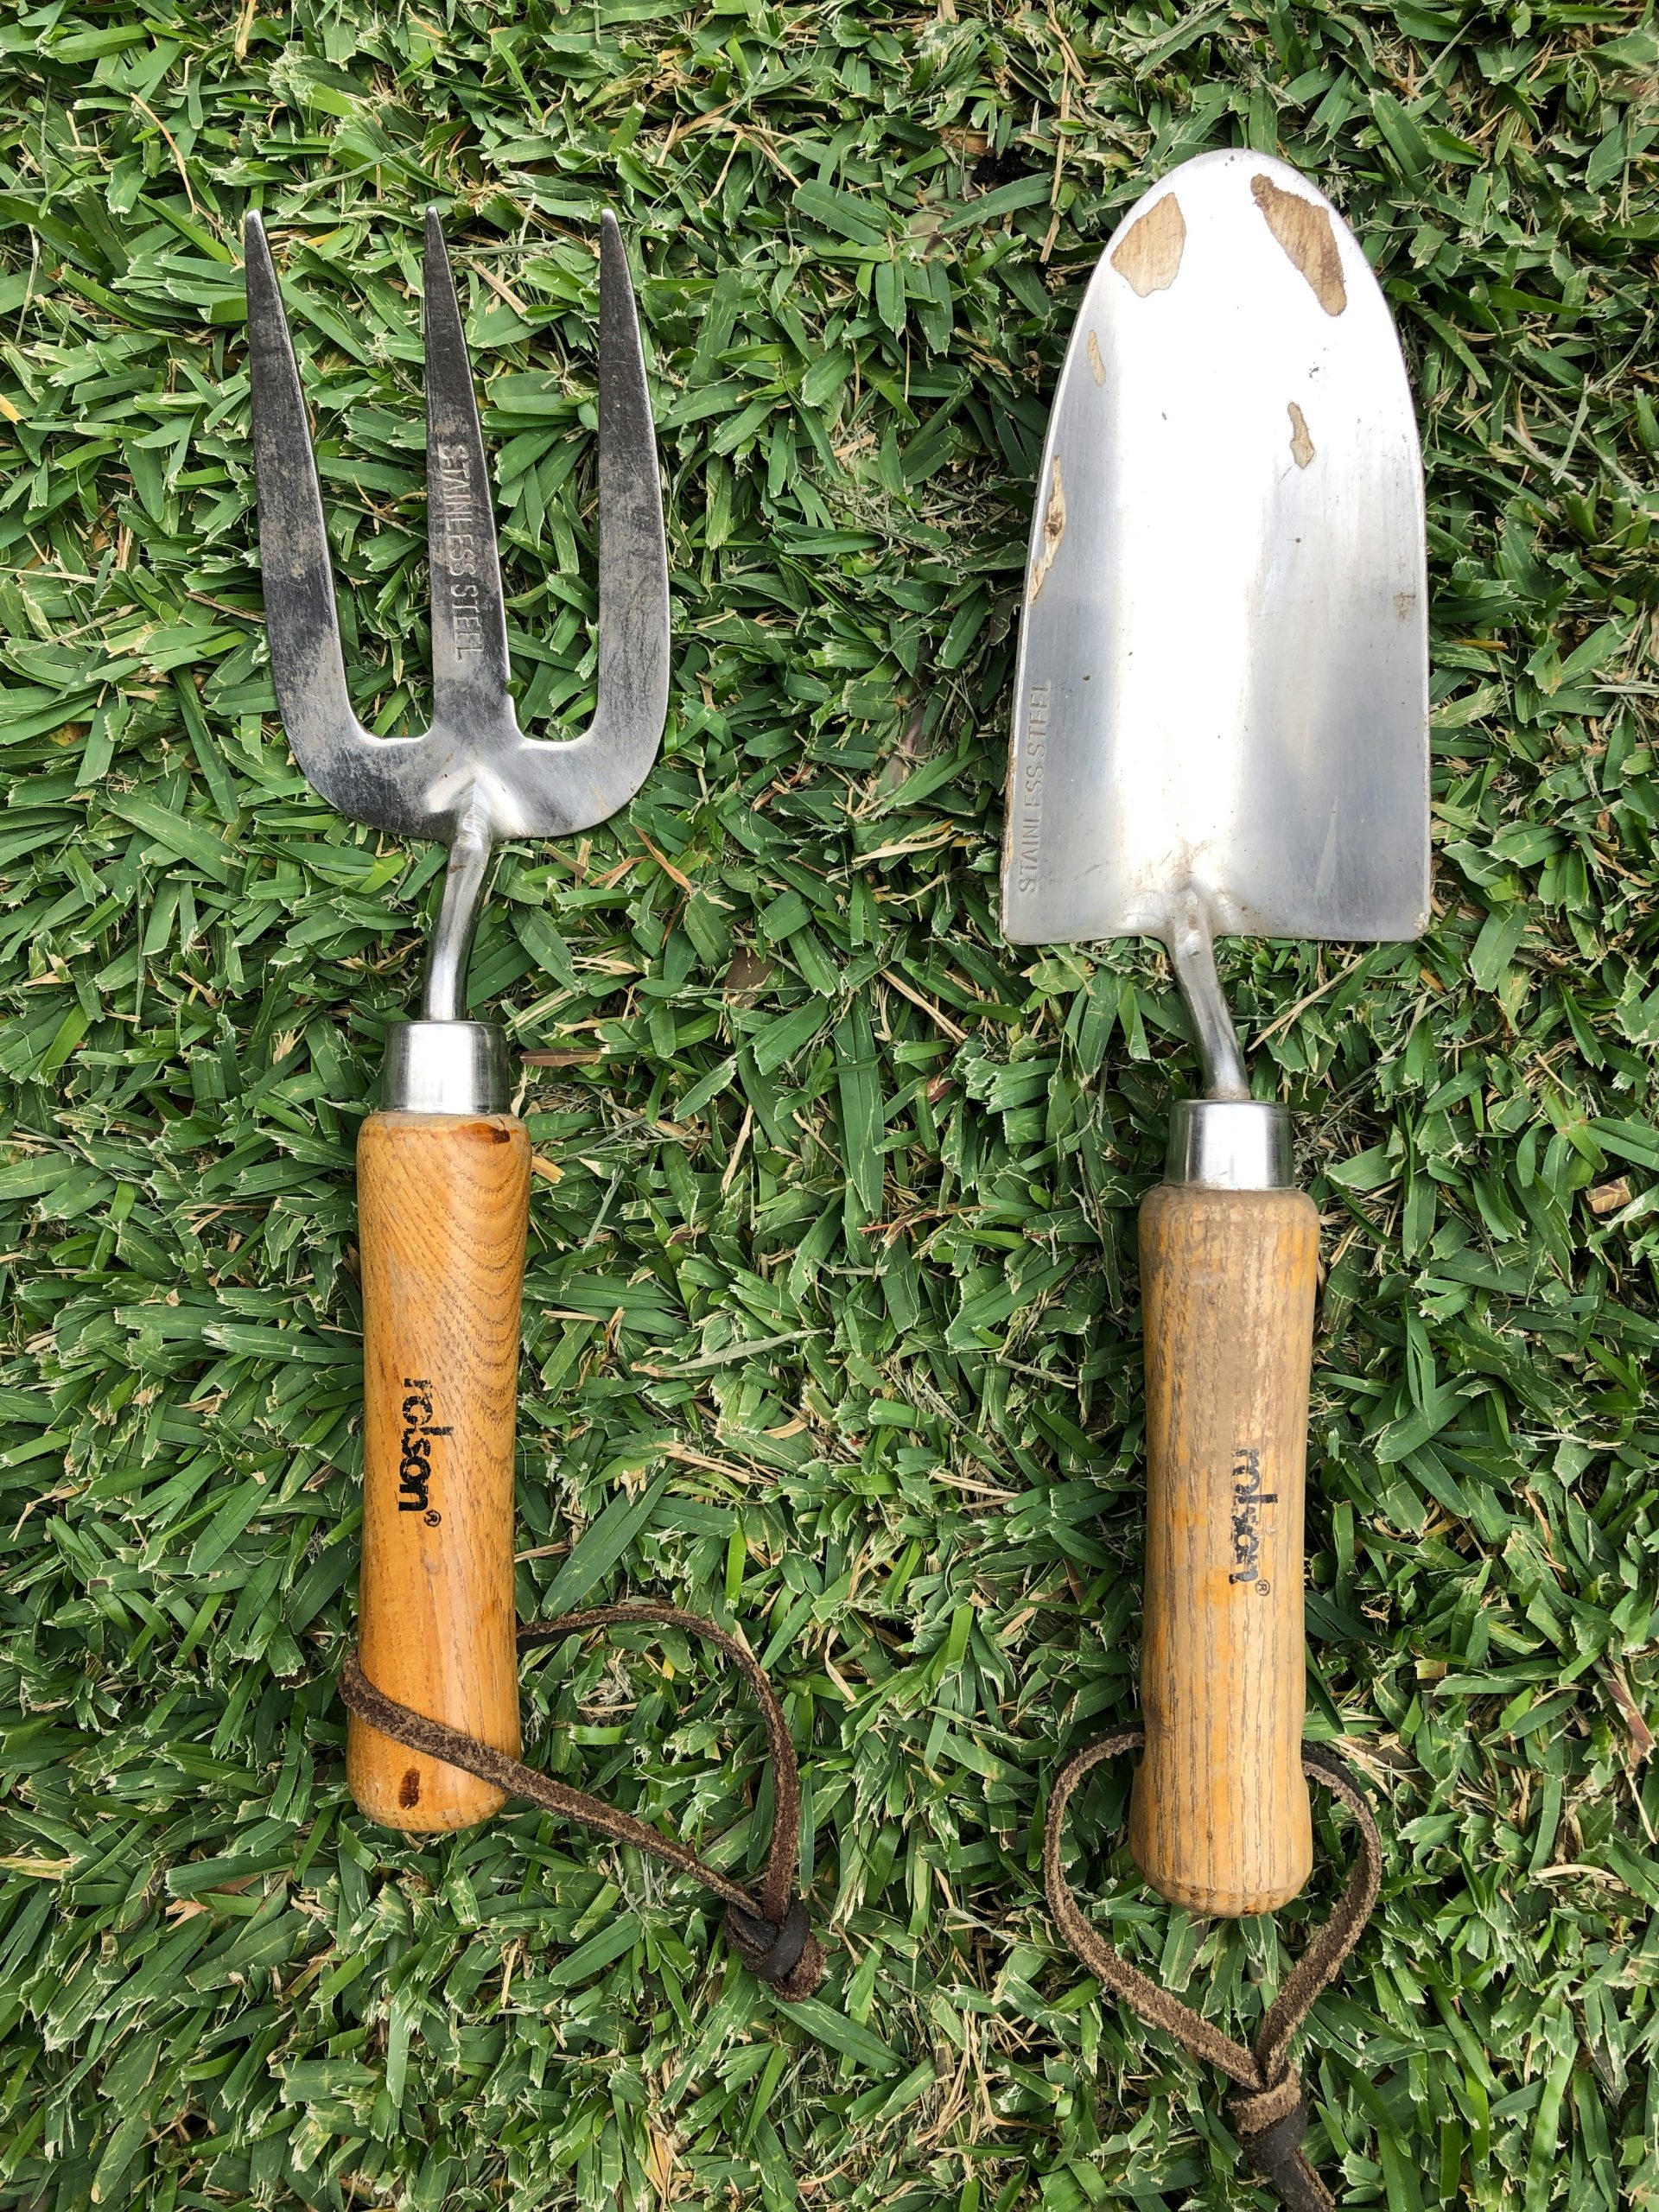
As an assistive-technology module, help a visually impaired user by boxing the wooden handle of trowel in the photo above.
[347,1110,529,1832]
[1128,1184,1319,1915]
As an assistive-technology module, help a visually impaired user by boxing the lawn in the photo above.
[1,2,1656,2207]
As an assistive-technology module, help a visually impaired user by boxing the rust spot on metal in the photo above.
[1087,329,1105,385]
[1251,176,1346,315]
[398,1768,422,1808]
[1287,403,1314,468]
[1028,458,1066,602]
[1111,194,1186,297]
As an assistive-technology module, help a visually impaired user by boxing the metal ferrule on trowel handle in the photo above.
[245,209,670,1833]
[1002,150,1428,1916]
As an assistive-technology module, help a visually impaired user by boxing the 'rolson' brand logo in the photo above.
[398,1380,451,1527]
[1229,1446,1274,1592]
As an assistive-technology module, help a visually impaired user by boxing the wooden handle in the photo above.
[1128,1182,1319,1915]
[347,1109,529,1832]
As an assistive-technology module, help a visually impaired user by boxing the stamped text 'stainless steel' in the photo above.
[245,210,670,1831]
[1004,151,1430,1916]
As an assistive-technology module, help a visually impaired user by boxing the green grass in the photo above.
[2,1,1657,2206]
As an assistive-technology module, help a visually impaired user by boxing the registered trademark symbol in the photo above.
[424,1510,442,1528]
[1256,1579,1271,1595]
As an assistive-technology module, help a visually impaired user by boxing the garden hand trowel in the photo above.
[1004,151,1427,1915]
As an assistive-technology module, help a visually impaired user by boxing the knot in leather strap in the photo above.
[1044,1730,1382,2211]
[1229,2069,1303,2143]
[1233,2085,1315,2200]
[725,1897,816,1999]
[340,1603,824,2001]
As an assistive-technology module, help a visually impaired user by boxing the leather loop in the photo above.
[340,1603,825,2000]
[1044,1729,1382,2209]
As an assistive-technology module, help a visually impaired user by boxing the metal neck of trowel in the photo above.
[1164,891,1291,1192]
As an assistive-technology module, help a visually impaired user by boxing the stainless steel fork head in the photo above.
[245,208,670,1036]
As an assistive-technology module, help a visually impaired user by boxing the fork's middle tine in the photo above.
[422,209,513,746]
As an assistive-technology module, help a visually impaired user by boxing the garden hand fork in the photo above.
[245,209,670,1832]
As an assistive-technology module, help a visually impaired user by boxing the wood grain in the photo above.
[1128,1183,1319,1915]
[347,1110,529,1832]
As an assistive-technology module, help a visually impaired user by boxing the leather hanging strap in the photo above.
[340,1603,824,2001]
[1044,1732,1382,2209]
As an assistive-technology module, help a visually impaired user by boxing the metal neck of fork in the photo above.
[379,793,510,1115]
[424,799,493,1022]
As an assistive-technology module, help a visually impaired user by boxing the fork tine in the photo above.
[245,214,376,776]
[423,211,514,734]
[591,209,671,787]
[491,211,670,837]
[245,215,446,836]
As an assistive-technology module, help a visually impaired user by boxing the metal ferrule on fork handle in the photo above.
[381,1020,510,1116]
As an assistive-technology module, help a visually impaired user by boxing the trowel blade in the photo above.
[1001,149,1428,951]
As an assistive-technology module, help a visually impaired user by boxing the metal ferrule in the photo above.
[381,1021,510,1116]
[1166,1098,1292,1191]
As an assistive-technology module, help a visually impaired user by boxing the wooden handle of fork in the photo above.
[1128,1184,1319,1915]
[347,1110,529,1832]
